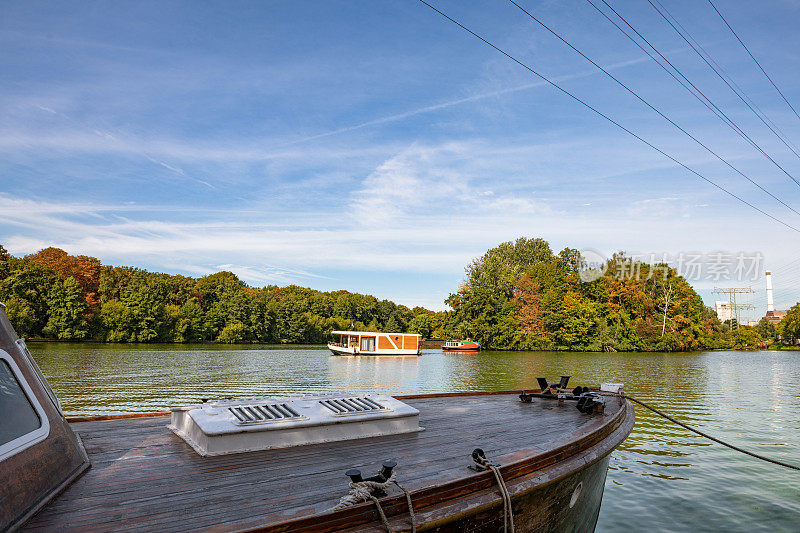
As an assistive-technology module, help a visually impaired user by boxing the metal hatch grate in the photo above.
[319,396,387,415]
[228,403,302,424]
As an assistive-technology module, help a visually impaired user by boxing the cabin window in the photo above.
[0,360,41,444]
[0,352,50,461]
[360,337,375,351]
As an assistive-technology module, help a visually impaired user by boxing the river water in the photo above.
[30,344,800,532]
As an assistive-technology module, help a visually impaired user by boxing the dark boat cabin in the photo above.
[0,304,90,531]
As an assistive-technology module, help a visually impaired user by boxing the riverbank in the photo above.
[25,337,799,352]
[767,343,800,350]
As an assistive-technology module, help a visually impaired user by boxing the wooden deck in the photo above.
[24,392,628,532]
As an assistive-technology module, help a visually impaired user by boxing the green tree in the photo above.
[777,304,800,343]
[383,315,401,333]
[217,322,247,343]
[121,276,165,342]
[100,299,132,342]
[184,299,206,341]
[0,259,57,336]
[445,240,729,352]
[756,317,776,340]
[446,238,555,349]
[464,237,554,298]
[0,244,10,279]
[198,271,250,339]
[547,292,601,351]
[732,326,762,350]
[43,277,88,340]
[4,296,37,336]
[0,244,442,345]
[26,247,101,310]
[408,313,433,338]
[333,294,356,320]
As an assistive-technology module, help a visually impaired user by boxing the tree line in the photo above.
[438,237,794,351]
[1,241,796,350]
[0,245,427,343]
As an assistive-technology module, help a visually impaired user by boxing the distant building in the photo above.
[747,320,759,327]
[764,271,788,325]
[766,309,788,325]
[715,301,733,322]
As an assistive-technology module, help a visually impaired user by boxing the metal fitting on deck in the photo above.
[519,376,604,414]
[344,460,398,497]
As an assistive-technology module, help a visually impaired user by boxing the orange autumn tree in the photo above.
[513,274,544,336]
[26,247,101,310]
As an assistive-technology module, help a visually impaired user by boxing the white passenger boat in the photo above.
[328,330,421,356]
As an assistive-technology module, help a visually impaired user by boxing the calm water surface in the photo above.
[30,344,800,532]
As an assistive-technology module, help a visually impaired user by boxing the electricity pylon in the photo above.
[712,287,755,330]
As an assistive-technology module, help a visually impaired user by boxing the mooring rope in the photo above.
[330,469,417,533]
[472,451,515,533]
[393,480,417,533]
[603,392,800,471]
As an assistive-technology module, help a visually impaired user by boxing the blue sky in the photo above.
[2,0,800,315]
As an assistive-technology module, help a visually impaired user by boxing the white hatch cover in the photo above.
[169,393,422,456]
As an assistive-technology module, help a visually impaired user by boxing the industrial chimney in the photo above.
[766,270,775,313]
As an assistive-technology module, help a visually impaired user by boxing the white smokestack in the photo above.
[766,270,775,313]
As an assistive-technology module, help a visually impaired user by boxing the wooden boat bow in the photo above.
[29,390,634,533]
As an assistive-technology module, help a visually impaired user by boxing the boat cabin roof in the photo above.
[331,330,420,337]
[0,306,89,531]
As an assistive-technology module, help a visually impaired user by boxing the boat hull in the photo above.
[338,395,633,533]
[442,347,480,352]
[442,341,481,352]
[413,454,611,532]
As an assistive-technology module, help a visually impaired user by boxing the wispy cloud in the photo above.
[350,142,559,227]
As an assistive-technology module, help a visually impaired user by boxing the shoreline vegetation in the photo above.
[1,239,798,351]
[444,238,796,352]
[19,338,800,352]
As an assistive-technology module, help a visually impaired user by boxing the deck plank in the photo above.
[24,394,611,532]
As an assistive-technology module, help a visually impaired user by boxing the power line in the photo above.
[707,0,800,125]
[586,0,800,190]
[587,0,738,131]
[414,0,800,234]
[759,259,800,281]
[647,0,800,176]
[656,1,800,159]
[649,0,800,154]
[694,39,800,159]
[505,0,800,216]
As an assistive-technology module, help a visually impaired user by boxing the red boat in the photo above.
[442,339,481,352]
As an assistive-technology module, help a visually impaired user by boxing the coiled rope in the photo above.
[331,469,417,533]
[472,451,515,533]
[603,392,800,471]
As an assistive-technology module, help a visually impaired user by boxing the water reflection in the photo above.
[30,343,800,532]
[328,355,422,393]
